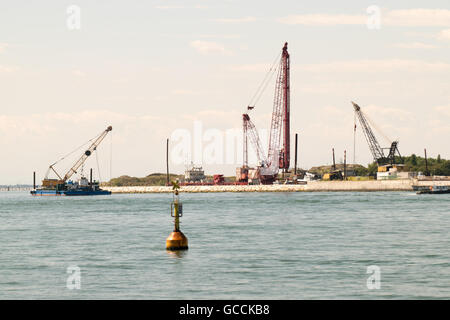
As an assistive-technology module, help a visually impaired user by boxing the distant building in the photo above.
[184,164,206,182]
[377,164,410,180]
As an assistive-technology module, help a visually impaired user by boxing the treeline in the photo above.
[106,173,235,186]
[400,154,450,176]
[106,173,184,186]
[356,154,450,176]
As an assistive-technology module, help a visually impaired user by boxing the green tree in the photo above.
[354,166,369,176]
[411,154,417,166]
[367,162,378,176]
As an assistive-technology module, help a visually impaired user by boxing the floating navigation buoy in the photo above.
[166,182,188,251]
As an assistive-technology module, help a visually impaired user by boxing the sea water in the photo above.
[0,191,449,299]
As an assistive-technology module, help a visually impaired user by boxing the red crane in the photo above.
[241,42,291,184]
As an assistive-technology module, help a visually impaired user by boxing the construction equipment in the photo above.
[40,126,113,189]
[352,102,402,166]
[322,148,344,181]
[424,148,430,176]
[213,174,225,185]
[322,171,343,181]
[238,113,267,182]
[239,42,291,184]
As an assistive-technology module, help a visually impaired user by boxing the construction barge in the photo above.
[31,176,111,196]
[31,126,112,197]
[414,185,450,195]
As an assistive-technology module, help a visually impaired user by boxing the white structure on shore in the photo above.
[184,164,206,182]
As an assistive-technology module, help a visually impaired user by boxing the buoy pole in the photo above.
[166,138,170,186]
[344,150,347,180]
[174,193,180,232]
[166,184,188,251]
[294,133,298,176]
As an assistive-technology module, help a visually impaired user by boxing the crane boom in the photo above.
[243,114,267,166]
[352,101,384,162]
[267,42,290,173]
[62,126,112,181]
[352,102,401,165]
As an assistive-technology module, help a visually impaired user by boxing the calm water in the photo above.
[0,191,449,299]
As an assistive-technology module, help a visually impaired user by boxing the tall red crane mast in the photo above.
[281,43,290,170]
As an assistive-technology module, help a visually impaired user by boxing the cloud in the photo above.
[172,89,200,95]
[0,43,8,53]
[227,59,450,76]
[435,105,450,117]
[393,42,438,49]
[297,59,450,73]
[437,29,450,41]
[190,40,232,55]
[228,63,271,72]
[384,9,450,27]
[0,65,17,73]
[197,34,241,39]
[278,9,450,27]
[0,110,162,139]
[155,4,209,10]
[213,16,257,23]
[363,104,413,120]
[155,5,184,10]
[278,14,365,26]
[72,70,86,77]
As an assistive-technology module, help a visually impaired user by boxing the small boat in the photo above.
[416,185,450,194]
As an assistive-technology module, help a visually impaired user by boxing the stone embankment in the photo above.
[104,179,449,193]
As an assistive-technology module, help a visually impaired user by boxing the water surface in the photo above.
[0,191,449,299]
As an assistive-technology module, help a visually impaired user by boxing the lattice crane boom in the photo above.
[62,126,112,182]
[352,101,401,165]
[352,101,384,162]
[243,114,267,166]
[267,42,290,174]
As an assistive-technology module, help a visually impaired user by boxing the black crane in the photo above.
[352,102,402,166]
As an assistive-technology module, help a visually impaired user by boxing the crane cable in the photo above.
[363,111,392,144]
[247,49,282,109]
[50,128,106,167]
[353,111,356,165]
[49,129,105,179]
[95,149,102,183]
[109,131,113,183]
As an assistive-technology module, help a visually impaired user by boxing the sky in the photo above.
[1,0,450,184]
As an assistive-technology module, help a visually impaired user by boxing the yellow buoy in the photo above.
[166,182,188,251]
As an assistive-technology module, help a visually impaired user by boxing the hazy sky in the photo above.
[1,0,450,184]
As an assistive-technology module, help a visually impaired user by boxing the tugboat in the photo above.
[415,185,450,195]
[31,126,112,196]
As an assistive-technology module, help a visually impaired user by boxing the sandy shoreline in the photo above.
[103,179,450,193]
